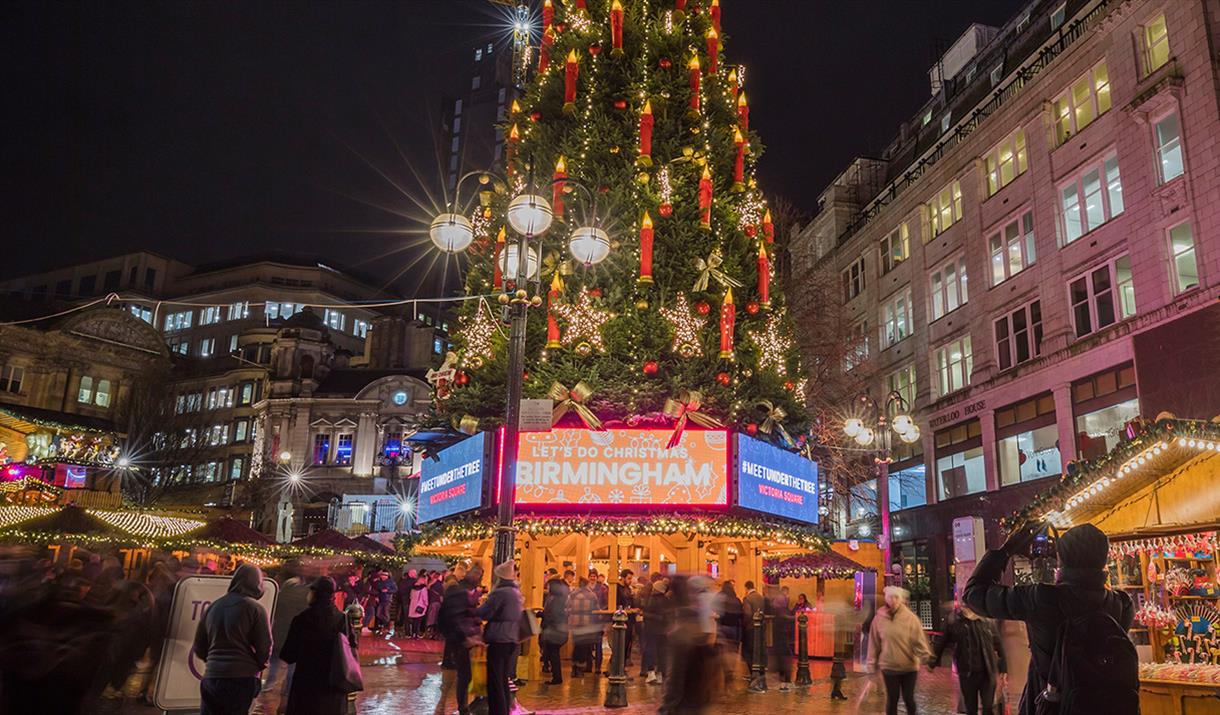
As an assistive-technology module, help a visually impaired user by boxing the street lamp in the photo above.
[430,167,610,570]
[842,391,919,583]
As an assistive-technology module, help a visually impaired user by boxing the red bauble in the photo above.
[530,111,542,122]
[745,301,760,315]
[455,371,470,386]
[588,287,603,298]
[715,371,731,386]
[659,58,672,69]
[658,203,673,217]
[589,43,602,56]
[643,360,659,376]
[745,225,757,237]
[696,301,711,315]
[784,380,796,391]
[598,185,611,193]
[745,423,759,436]
[613,99,627,110]
[522,370,530,381]
[555,23,566,33]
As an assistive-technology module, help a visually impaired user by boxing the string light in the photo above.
[659,292,707,358]
[553,290,615,355]
[457,298,499,366]
[747,313,792,375]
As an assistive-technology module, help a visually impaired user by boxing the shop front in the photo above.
[1015,418,1220,712]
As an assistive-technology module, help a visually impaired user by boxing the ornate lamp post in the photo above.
[842,391,920,583]
[430,169,609,569]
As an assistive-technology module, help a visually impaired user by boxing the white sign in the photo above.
[519,398,554,432]
[153,575,279,711]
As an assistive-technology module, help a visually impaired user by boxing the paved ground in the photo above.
[121,633,1007,714]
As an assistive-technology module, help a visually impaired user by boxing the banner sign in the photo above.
[418,432,490,524]
[734,434,819,524]
[516,428,729,506]
[153,575,279,711]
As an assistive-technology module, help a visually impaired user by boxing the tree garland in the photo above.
[1002,419,1220,530]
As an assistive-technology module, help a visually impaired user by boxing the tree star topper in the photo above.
[554,289,614,355]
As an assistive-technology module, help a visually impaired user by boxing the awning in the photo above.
[764,550,875,580]
[0,404,119,436]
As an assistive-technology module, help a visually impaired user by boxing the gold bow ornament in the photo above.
[757,399,795,447]
[692,249,744,293]
[455,414,480,435]
[548,381,604,431]
[662,390,725,448]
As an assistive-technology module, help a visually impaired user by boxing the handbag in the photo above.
[518,608,542,643]
[330,628,364,693]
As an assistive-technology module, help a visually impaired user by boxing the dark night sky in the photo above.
[2,0,1025,291]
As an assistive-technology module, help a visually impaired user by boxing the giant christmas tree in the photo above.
[437,0,807,443]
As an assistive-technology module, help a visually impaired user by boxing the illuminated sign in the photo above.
[734,434,818,524]
[417,433,489,524]
[516,428,729,506]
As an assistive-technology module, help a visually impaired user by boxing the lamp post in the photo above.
[431,169,609,569]
[843,391,919,583]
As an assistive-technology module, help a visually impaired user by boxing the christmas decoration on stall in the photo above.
[553,289,614,356]
[659,293,707,358]
[763,551,875,581]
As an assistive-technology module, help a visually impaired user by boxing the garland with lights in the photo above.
[413,512,831,553]
[1002,418,1220,531]
[763,552,876,581]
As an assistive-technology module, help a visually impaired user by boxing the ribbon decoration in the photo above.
[455,414,479,435]
[548,381,604,431]
[662,390,725,449]
[692,249,743,293]
[757,400,795,447]
[541,251,574,282]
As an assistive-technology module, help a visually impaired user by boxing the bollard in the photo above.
[795,612,812,686]
[344,603,364,714]
[604,610,629,708]
[747,609,767,693]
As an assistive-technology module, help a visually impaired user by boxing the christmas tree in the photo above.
[438,0,806,443]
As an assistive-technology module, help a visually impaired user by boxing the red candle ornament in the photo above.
[762,208,774,244]
[552,155,567,220]
[675,0,687,19]
[705,27,718,75]
[737,91,749,132]
[563,49,579,113]
[710,0,721,34]
[757,242,771,309]
[688,56,701,115]
[493,227,506,289]
[732,126,746,192]
[698,165,713,230]
[718,287,736,359]
[539,23,555,74]
[610,0,624,57]
[638,211,654,285]
[542,0,554,28]
[637,100,653,167]
[546,272,564,349]
[506,124,520,177]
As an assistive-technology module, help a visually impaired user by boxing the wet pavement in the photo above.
[121,633,1000,714]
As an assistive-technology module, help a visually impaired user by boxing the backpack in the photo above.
[1036,605,1140,715]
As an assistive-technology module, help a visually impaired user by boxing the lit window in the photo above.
[78,376,94,404]
[1051,3,1066,30]
[233,419,249,443]
[929,255,969,322]
[200,306,222,325]
[994,300,1043,371]
[1076,398,1140,459]
[998,422,1060,485]
[163,311,193,332]
[888,363,917,409]
[238,381,255,405]
[937,447,985,499]
[199,338,215,358]
[984,129,1028,197]
[129,305,153,323]
[933,335,972,398]
[95,379,111,408]
[843,320,870,372]
[881,287,913,349]
[1168,223,1199,294]
[940,113,952,134]
[921,109,933,127]
[842,255,867,301]
[1141,14,1169,76]
[227,302,249,321]
[313,433,331,465]
[229,457,245,480]
[989,211,1036,285]
[1154,113,1184,183]
[353,319,370,339]
[1060,153,1123,244]
[324,309,346,331]
[0,365,24,394]
[1069,255,1135,338]
[925,180,963,238]
[336,434,353,466]
[1052,63,1111,145]
[879,224,910,274]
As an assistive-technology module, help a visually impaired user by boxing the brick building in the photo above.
[791,0,1220,620]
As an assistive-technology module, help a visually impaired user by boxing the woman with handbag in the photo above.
[280,577,362,715]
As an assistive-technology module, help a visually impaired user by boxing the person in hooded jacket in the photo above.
[540,577,571,685]
[476,561,524,715]
[193,563,273,715]
[932,605,1007,715]
[963,522,1134,715]
[279,577,357,715]
[869,586,932,715]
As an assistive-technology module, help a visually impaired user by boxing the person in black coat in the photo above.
[280,577,357,715]
[540,578,571,685]
[964,522,1134,715]
[932,606,1007,715]
[439,566,483,715]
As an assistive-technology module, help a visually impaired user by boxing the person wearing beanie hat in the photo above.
[963,522,1134,715]
[279,576,358,714]
[476,561,524,715]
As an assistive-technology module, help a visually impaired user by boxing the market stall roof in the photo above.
[191,517,274,545]
[0,504,204,538]
[764,550,875,580]
[17,505,125,535]
[291,528,362,551]
[0,403,119,435]
[1010,418,1220,532]
[352,534,396,555]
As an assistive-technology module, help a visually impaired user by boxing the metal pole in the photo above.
[493,234,531,569]
[877,456,891,586]
[604,610,629,707]
[747,609,767,692]
[794,612,812,686]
